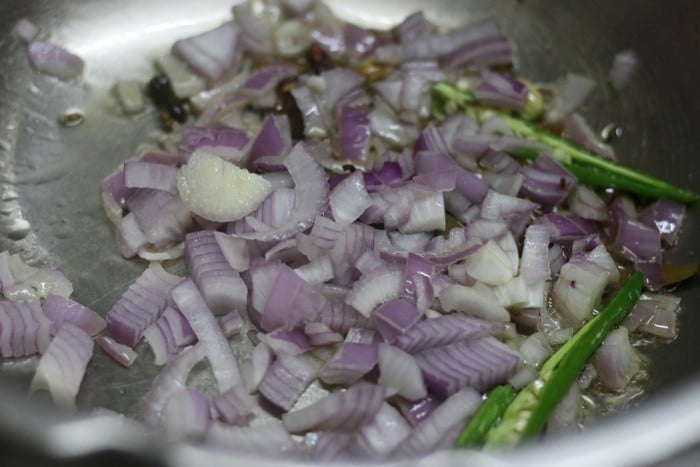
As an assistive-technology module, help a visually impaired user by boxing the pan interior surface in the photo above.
[0,0,698,465]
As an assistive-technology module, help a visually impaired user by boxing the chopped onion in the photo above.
[171,279,243,392]
[377,343,426,400]
[27,41,84,79]
[30,323,93,410]
[282,382,386,433]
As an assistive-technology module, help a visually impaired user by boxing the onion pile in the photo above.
[4,1,692,461]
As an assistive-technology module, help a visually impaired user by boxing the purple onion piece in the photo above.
[179,125,250,165]
[258,354,320,411]
[415,336,520,398]
[143,306,196,366]
[252,261,327,331]
[0,300,50,357]
[238,142,329,242]
[638,199,686,247]
[377,18,503,63]
[42,294,105,337]
[442,36,513,70]
[185,230,248,315]
[262,328,311,356]
[394,313,500,353]
[126,189,194,249]
[397,11,429,43]
[319,342,378,385]
[374,299,422,344]
[563,113,616,161]
[27,41,84,79]
[613,218,662,263]
[30,323,93,410]
[539,213,599,242]
[304,322,343,347]
[172,21,241,83]
[213,385,255,426]
[519,154,577,212]
[474,70,528,110]
[105,263,181,348]
[338,106,371,162]
[96,335,137,368]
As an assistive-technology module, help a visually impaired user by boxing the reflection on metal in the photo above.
[0,0,697,465]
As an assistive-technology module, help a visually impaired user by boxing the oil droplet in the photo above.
[601,123,622,142]
[1,218,30,240]
[61,108,85,127]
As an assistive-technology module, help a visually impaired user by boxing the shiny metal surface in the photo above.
[0,0,698,465]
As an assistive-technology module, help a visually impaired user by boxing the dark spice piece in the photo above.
[147,74,188,127]
[305,43,332,74]
[276,78,304,141]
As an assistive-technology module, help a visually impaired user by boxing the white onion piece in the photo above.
[156,54,206,98]
[13,18,38,43]
[547,382,581,433]
[344,267,404,317]
[294,256,335,285]
[329,171,372,226]
[609,50,639,91]
[392,387,481,456]
[274,20,312,56]
[206,421,298,455]
[144,343,207,427]
[3,253,73,301]
[114,80,145,115]
[439,284,510,322]
[177,150,273,223]
[594,327,642,391]
[282,383,386,433]
[243,341,272,393]
[30,323,93,410]
[552,258,610,327]
[546,73,596,123]
[213,232,250,271]
[356,403,411,456]
[463,240,514,286]
[171,279,243,392]
[162,388,212,441]
[377,343,427,401]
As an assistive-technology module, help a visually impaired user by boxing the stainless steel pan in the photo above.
[0,0,698,465]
